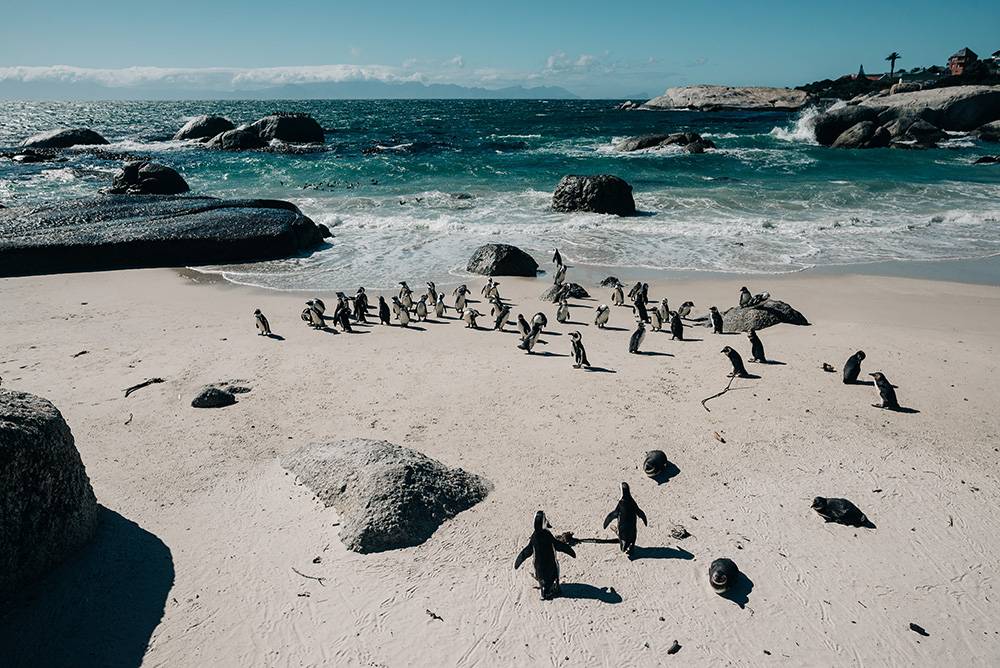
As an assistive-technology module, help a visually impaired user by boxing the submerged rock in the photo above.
[20,128,109,150]
[974,155,1000,164]
[615,132,715,153]
[1,389,99,599]
[0,195,330,277]
[722,299,809,332]
[206,127,267,150]
[248,113,324,144]
[109,161,190,195]
[173,115,236,141]
[466,243,539,277]
[552,174,636,216]
[282,439,492,553]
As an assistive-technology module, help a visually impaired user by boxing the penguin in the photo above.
[426,282,437,305]
[490,295,505,317]
[415,295,428,321]
[434,294,446,319]
[452,284,468,299]
[493,305,511,331]
[514,510,576,600]
[843,350,866,384]
[398,281,412,301]
[811,497,875,528]
[659,298,670,322]
[677,301,694,319]
[488,282,501,300]
[643,450,669,478]
[355,288,369,312]
[627,281,642,302]
[594,304,610,328]
[517,314,531,339]
[302,304,325,329]
[746,291,770,307]
[611,284,625,306]
[397,305,411,328]
[633,296,649,323]
[481,278,494,297]
[628,321,646,354]
[463,308,482,329]
[739,286,752,307]
[603,482,647,554]
[553,249,563,267]
[391,296,403,317]
[532,312,548,330]
[518,323,546,353]
[747,329,766,363]
[649,308,663,332]
[400,289,413,310]
[310,298,326,315]
[336,298,353,332]
[556,299,570,324]
[569,331,589,369]
[709,558,740,594]
[455,289,467,315]
[378,296,391,325]
[721,346,750,378]
[553,264,567,286]
[709,306,724,334]
[253,309,271,336]
[640,283,650,304]
[669,311,684,341]
[354,298,368,323]
[869,372,899,410]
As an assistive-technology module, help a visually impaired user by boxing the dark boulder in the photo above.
[191,387,236,409]
[466,243,539,277]
[173,115,235,141]
[20,128,109,150]
[722,299,809,332]
[974,120,1000,143]
[616,132,714,152]
[831,121,891,149]
[599,276,621,287]
[974,155,1000,164]
[248,113,324,144]
[540,282,590,301]
[109,161,190,195]
[1,390,99,600]
[0,195,331,278]
[813,106,882,145]
[206,127,267,151]
[552,174,636,216]
[904,119,948,146]
[281,438,492,553]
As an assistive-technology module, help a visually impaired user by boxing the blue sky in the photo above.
[1,0,998,97]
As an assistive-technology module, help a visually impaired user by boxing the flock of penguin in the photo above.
[252,248,903,601]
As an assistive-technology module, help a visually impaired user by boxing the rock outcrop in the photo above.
[20,128,109,150]
[466,244,539,277]
[552,175,636,216]
[540,283,589,301]
[205,127,267,151]
[975,120,1000,142]
[722,299,809,332]
[281,439,492,553]
[173,115,236,141]
[814,106,883,146]
[643,86,810,112]
[831,121,891,149]
[1,390,99,600]
[615,132,716,153]
[248,113,324,144]
[0,195,330,277]
[109,161,190,195]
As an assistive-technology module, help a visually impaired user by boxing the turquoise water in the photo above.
[2,99,999,289]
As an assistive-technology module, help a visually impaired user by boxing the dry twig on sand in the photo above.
[123,377,165,397]
[291,566,326,586]
[701,375,737,412]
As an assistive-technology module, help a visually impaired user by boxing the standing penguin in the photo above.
[869,372,899,410]
[627,281,642,302]
[399,283,413,309]
[552,249,563,267]
[569,331,590,369]
[488,281,501,300]
[639,283,650,304]
[517,313,531,339]
[391,296,403,318]
[739,286,752,307]
[426,282,437,305]
[353,294,368,323]
[493,305,511,331]
[611,283,625,306]
[747,329,766,363]
[464,309,482,329]
[481,278,494,298]
[659,298,670,322]
[302,303,325,329]
[336,298,353,332]
[355,287,369,312]
[649,308,663,332]
[378,296,391,325]
[556,299,570,324]
[415,295,428,321]
[518,323,546,353]
[532,312,548,330]
[594,304,610,328]
[514,510,576,600]
[253,309,271,336]
[602,482,647,554]
[677,301,694,319]
[721,346,750,378]
[553,264,567,286]
[434,293,447,319]
[669,311,684,341]
[454,286,468,315]
[397,305,411,328]
[709,306,724,334]
[310,298,326,315]
[628,321,646,354]
[633,296,649,323]
[843,350,866,384]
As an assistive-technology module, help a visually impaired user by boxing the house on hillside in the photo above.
[948,47,978,76]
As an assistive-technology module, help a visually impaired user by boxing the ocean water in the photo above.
[2,99,999,289]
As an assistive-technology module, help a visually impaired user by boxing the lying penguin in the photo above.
[709,558,740,594]
[514,510,576,600]
[643,450,669,478]
[811,497,875,529]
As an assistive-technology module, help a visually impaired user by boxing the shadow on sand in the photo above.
[650,460,681,485]
[719,571,755,609]
[629,546,695,561]
[560,583,623,604]
[0,507,174,668]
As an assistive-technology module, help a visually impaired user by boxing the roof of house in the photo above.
[950,47,978,60]
[992,49,1000,58]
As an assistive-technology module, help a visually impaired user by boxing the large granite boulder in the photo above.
[248,113,324,144]
[722,299,809,332]
[173,115,235,141]
[20,128,109,150]
[615,132,715,152]
[281,439,492,553]
[109,161,190,195]
[642,85,810,111]
[0,195,331,277]
[814,106,883,145]
[466,243,538,276]
[1,390,98,600]
[974,120,1000,142]
[863,85,1000,131]
[205,127,267,151]
[552,174,636,216]
[890,81,922,95]
[832,121,891,149]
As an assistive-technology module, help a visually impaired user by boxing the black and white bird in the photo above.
[628,321,646,354]
[493,305,511,331]
[253,309,271,336]
[518,323,546,353]
[594,304,610,328]
[709,306,724,334]
[603,482,647,554]
[611,283,625,306]
[869,372,899,410]
[569,331,590,369]
[517,313,531,339]
[463,308,482,329]
[514,510,576,600]
[556,299,570,324]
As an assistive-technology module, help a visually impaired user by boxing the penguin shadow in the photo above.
[264,333,285,341]
[649,461,681,485]
[559,583,623,604]
[628,545,694,561]
[535,351,569,358]
[344,329,371,335]
[541,330,563,337]
[719,572,754,609]
[583,366,617,374]
[397,325,427,332]
[846,379,875,387]
[637,350,673,357]
[876,405,921,414]
[599,326,630,332]
[679,337,704,342]
[751,359,786,366]
[732,373,762,380]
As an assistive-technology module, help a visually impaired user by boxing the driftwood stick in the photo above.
[291,566,326,586]
[701,375,737,412]
[123,377,165,397]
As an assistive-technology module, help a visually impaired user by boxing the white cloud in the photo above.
[446,55,465,69]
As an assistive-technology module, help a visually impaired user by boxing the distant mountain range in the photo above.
[0,78,579,101]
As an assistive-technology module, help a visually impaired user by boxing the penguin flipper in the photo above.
[553,540,576,558]
[636,506,648,526]
[514,543,533,570]
[602,510,618,529]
